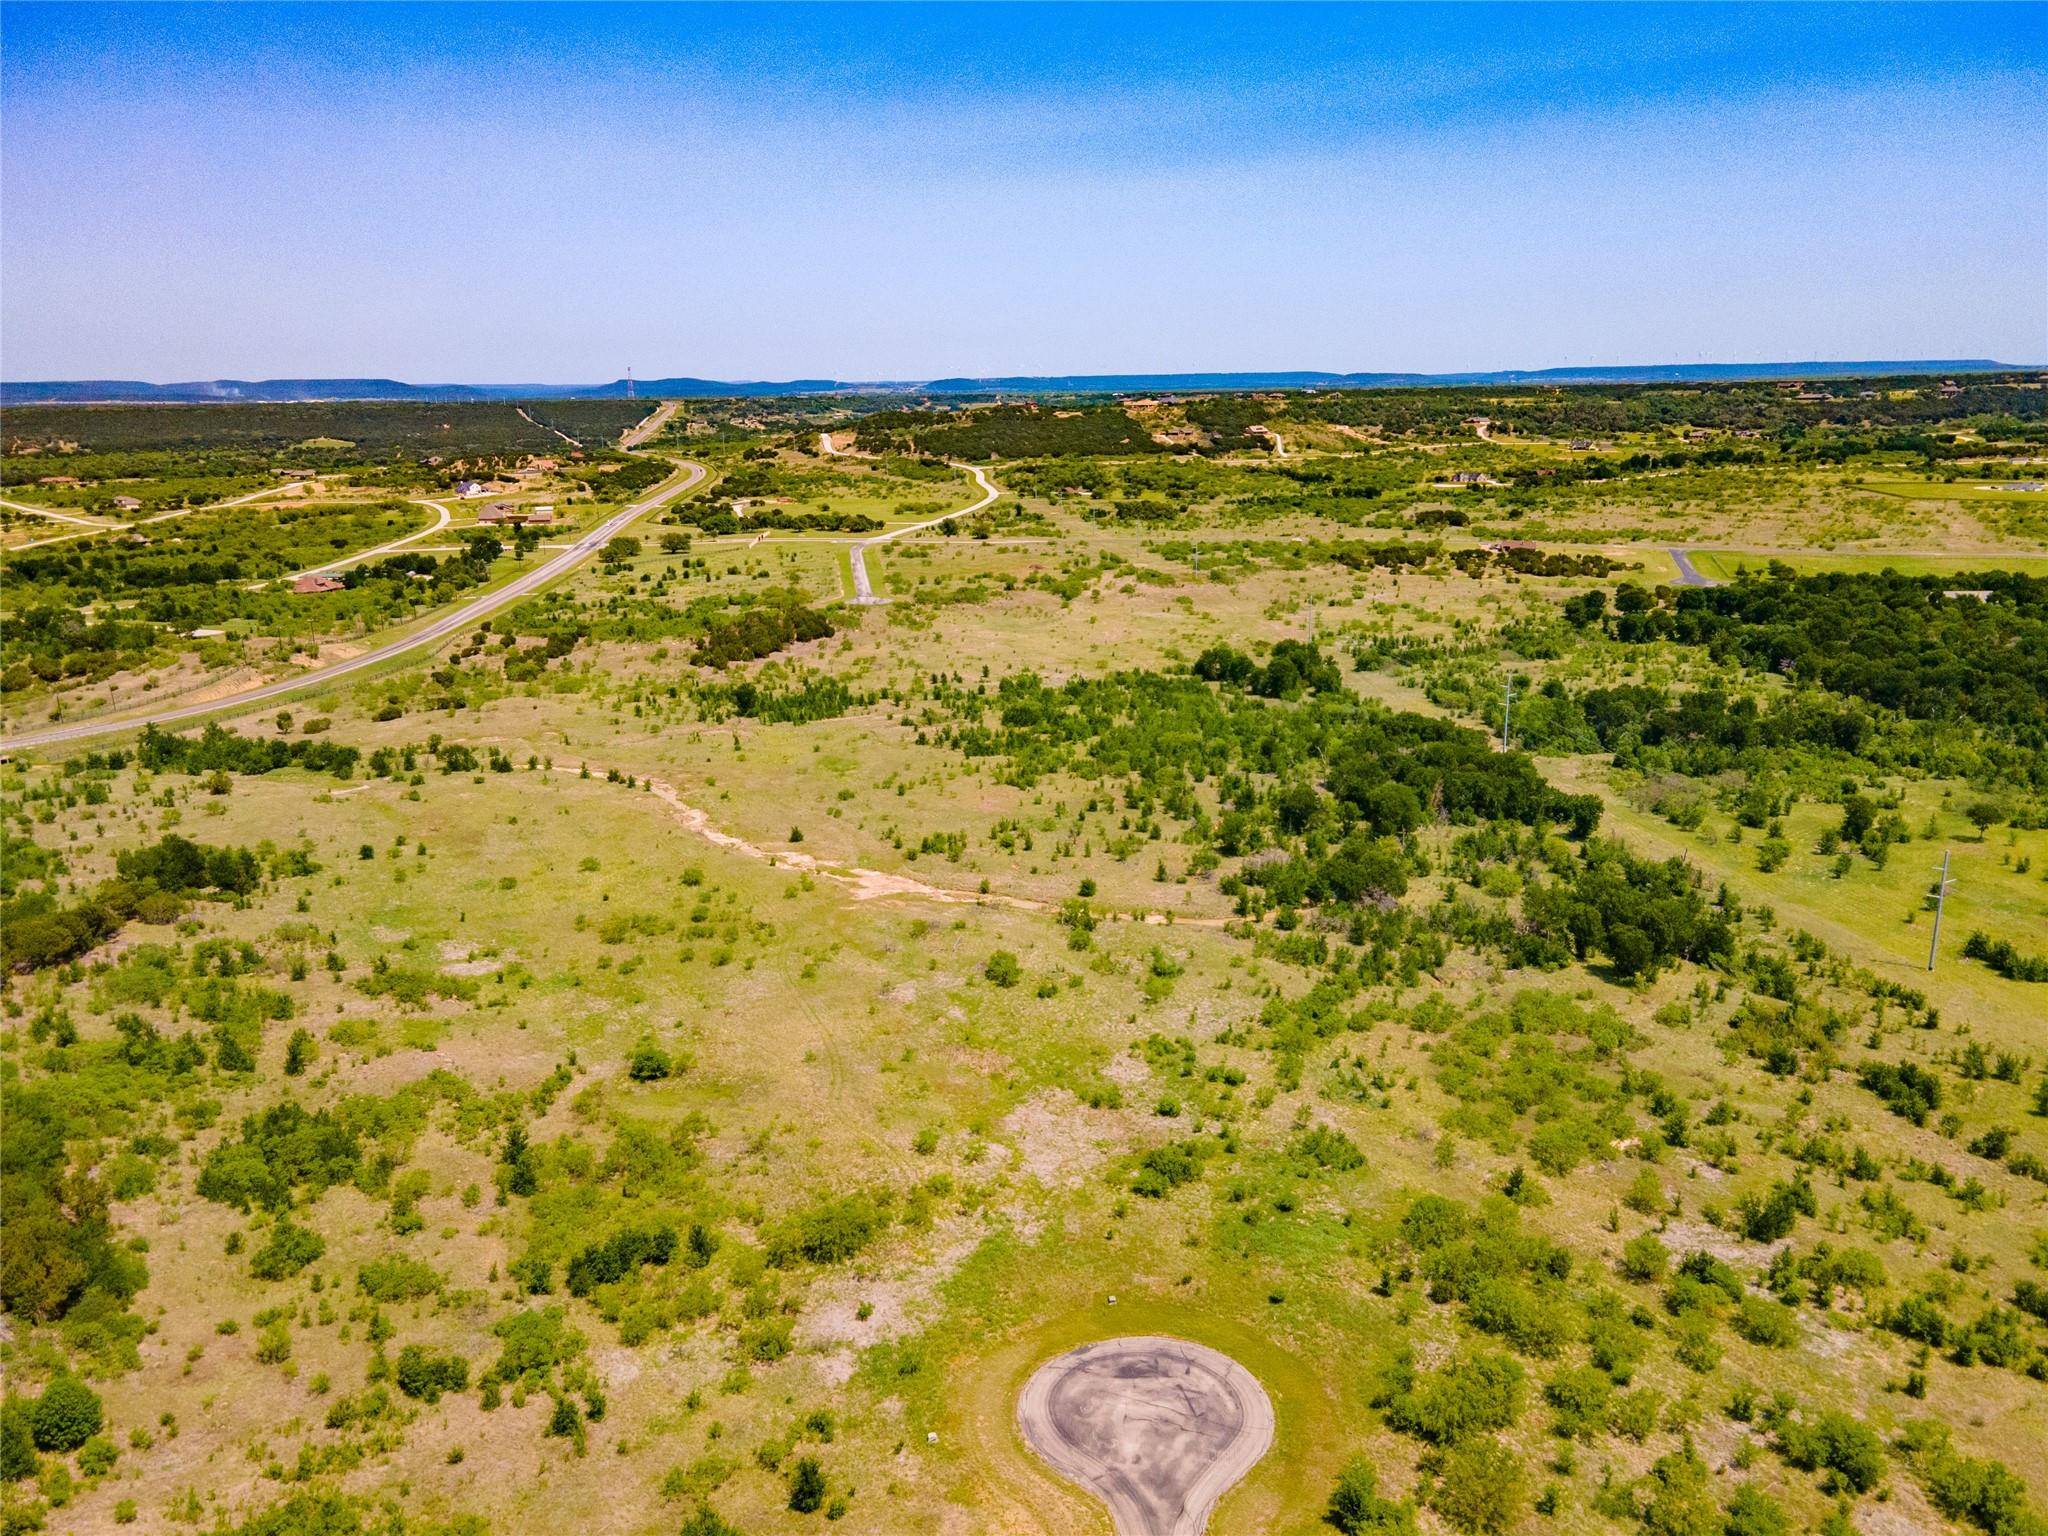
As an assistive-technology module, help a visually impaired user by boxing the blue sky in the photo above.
[3,3,2042,381]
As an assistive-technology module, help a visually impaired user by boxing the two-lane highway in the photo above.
[1,454,706,753]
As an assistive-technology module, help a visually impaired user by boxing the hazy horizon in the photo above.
[4,3,2043,381]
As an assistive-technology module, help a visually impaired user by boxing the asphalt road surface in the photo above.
[849,463,999,603]
[0,456,706,753]
[1017,1336,1274,1536]
[1665,547,1722,586]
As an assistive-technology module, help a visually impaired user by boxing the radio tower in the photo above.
[625,368,635,400]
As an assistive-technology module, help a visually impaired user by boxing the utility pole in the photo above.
[1501,673,1517,749]
[1926,849,1952,972]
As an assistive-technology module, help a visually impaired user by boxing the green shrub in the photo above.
[394,1345,469,1404]
[766,1197,884,1267]
[1542,1366,1612,1440]
[356,1256,444,1303]
[1778,1410,1885,1494]
[1619,1233,1668,1283]
[29,1377,101,1453]
[0,1398,37,1480]
[1382,1350,1524,1444]
[248,1218,324,1281]
[788,1454,826,1513]
[1430,1440,1524,1535]
[1327,1455,1418,1535]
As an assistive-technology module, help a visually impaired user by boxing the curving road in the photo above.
[622,401,678,449]
[849,463,999,603]
[4,482,312,550]
[1,452,705,753]
[1665,547,1721,587]
[269,499,454,586]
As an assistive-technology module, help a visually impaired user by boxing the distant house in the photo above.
[1449,471,1489,485]
[478,504,556,526]
[293,573,345,595]
[279,469,317,480]
[1942,589,1993,602]
[36,475,82,487]
[1486,540,1540,553]
[454,479,487,498]
[112,495,143,510]
[1568,440,1594,451]
[1940,381,1964,398]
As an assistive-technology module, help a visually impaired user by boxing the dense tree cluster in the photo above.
[694,598,834,667]
[0,1088,147,1323]
[1516,839,1735,980]
[854,403,1166,459]
[1586,571,2048,744]
[136,723,361,779]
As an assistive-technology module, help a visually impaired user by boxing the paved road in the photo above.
[849,463,999,603]
[1665,547,1721,587]
[622,401,678,449]
[1,454,706,753]
[0,499,118,529]
[267,499,455,586]
[1017,1336,1274,1536]
[4,481,309,550]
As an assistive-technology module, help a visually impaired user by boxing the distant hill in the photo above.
[1,360,2029,405]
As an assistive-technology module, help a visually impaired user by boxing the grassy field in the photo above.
[1682,549,2048,581]
[4,387,2047,1536]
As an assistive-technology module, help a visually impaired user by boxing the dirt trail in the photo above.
[567,762,1231,927]
[516,405,582,449]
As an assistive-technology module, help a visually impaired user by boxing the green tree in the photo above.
[0,1398,38,1480]
[248,1218,324,1281]
[788,1455,827,1513]
[1640,1445,1721,1536]
[30,1376,102,1452]
[627,1039,673,1081]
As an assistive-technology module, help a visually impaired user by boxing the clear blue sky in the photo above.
[3,2,2042,382]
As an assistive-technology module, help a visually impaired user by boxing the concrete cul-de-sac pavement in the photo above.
[1016,1336,1275,1536]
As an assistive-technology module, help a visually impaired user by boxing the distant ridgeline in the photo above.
[0,360,2032,404]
